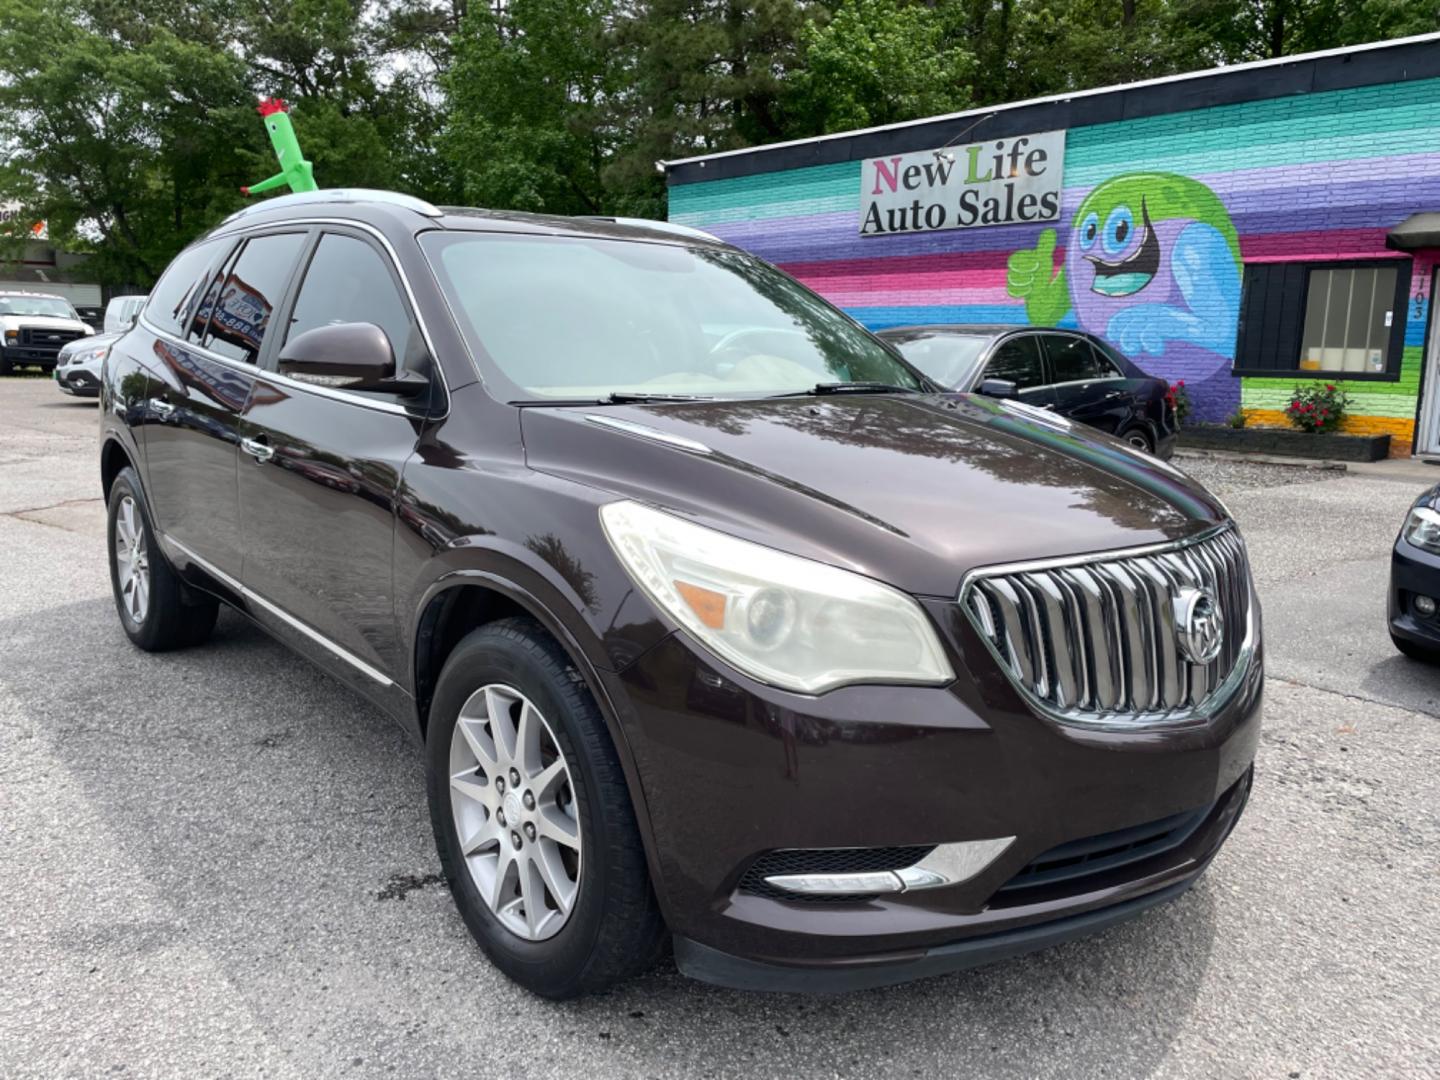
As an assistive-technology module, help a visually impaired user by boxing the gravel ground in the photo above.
[1174,453,1343,497]
[1,378,1437,1080]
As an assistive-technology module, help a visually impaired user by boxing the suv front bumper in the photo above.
[604,601,1263,990]
[3,344,61,370]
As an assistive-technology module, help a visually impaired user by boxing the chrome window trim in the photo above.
[141,216,451,418]
[967,329,1127,393]
[163,535,394,687]
[958,525,1258,731]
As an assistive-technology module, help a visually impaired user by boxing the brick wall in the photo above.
[671,76,1440,448]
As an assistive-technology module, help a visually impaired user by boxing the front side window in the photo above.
[422,232,925,400]
[1235,260,1409,379]
[0,296,78,319]
[286,233,416,364]
[200,232,307,366]
[983,335,1046,390]
[1044,334,1103,383]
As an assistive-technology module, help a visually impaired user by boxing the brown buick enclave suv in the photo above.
[98,189,1261,997]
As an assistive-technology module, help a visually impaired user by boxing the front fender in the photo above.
[404,541,675,917]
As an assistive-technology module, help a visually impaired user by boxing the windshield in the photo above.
[0,296,78,320]
[886,333,991,389]
[422,232,927,400]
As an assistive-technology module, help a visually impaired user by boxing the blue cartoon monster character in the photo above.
[1006,172,1242,423]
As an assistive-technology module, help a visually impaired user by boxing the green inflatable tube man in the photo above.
[242,98,317,197]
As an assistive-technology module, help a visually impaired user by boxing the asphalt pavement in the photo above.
[1,376,1436,1079]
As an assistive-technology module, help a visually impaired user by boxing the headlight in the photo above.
[68,344,110,366]
[1403,505,1440,553]
[600,500,954,694]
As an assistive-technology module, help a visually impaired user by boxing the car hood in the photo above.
[520,394,1226,597]
[1,313,89,328]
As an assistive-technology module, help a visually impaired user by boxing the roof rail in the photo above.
[221,188,443,226]
[578,215,723,243]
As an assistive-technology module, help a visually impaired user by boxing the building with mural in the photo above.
[663,34,1440,457]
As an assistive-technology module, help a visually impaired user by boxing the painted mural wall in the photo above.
[670,76,1440,451]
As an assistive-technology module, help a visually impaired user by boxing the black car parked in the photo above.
[99,190,1259,998]
[879,324,1178,459]
[1389,483,1440,661]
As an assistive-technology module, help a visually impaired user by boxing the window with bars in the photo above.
[1233,260,1410,380]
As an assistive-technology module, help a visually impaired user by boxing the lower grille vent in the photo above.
[991,805,1210,905]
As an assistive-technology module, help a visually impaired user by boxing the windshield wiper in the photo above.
[604,392,715,404]
[775,382,923,398]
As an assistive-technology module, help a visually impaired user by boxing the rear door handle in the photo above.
[240,436,274,464]
[149,398,175,418]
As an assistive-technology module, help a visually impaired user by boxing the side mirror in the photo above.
[976,377,1018,400]
[277,322,427,397]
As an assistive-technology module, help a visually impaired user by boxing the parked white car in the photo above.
[103,294,147,334]
[54,331,120,397]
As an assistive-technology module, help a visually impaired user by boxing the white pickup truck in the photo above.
[0,290,95,375]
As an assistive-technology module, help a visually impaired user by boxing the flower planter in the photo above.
[1177,425,1391,462]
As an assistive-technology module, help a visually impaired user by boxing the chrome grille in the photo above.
[961,527,1254,727]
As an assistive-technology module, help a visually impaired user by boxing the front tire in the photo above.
[107,466,219,651]
[426,617,664,998]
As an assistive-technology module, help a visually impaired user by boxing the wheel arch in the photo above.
[410,568,663,885]
[100,436,135,500]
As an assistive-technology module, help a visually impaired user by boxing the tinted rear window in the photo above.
[144,239,228,337]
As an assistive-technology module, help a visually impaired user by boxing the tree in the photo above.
[603,0,819,216]
[1166,0,1437,64]
[0,0,255,285]
[441,0,618,214]
[784,0,974,135]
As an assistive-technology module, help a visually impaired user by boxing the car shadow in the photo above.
[4,596,1218,1077]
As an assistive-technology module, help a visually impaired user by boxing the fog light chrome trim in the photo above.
[896,837,1015,890]
[762,837,1015,896]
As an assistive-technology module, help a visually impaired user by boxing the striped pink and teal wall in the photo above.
[670,76,1440,448]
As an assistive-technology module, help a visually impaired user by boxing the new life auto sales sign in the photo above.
[859,129,1065,236]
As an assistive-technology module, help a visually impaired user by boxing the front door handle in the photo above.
[149,398,175,419]
[240,436,275,464]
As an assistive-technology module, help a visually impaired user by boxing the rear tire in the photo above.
[426,617,664,998]
[107,466,219,651]
[1123,427,1155,454]
[1391,632,1440,664]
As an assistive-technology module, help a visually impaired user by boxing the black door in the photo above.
[975,333,1056,410]
[237,228,433,688]
[1038,332,1134,435]
[141,231,307,579]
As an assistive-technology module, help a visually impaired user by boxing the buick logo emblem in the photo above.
[1174,588,1224,664]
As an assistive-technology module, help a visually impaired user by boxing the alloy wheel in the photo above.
[114,495,150,625]
[449,683,582,941]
